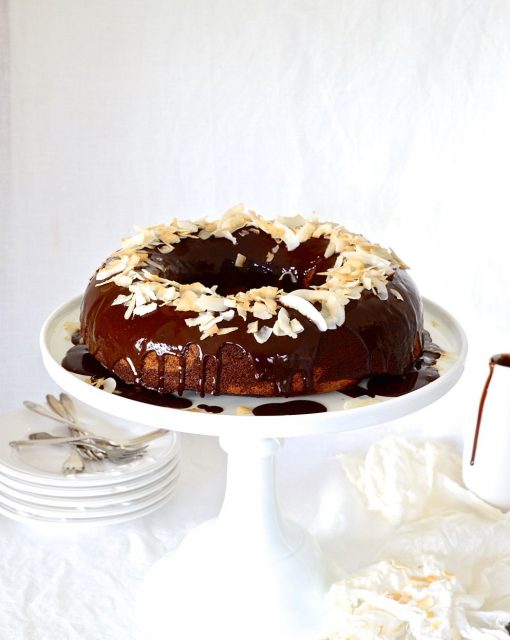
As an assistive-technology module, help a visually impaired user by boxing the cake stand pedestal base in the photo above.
[39,295,467,639]
[138,435,332,640]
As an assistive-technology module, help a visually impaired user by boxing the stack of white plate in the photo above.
[0,409,180,526]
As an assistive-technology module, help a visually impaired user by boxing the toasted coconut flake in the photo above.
[266,252,274,263]
[196,294,228,312]
[280,294,327,332]
[124,296,136,319]
[185,315,207,327]
[290,318,304,334]
[159,286,177,302]
[133,302,158,316]
[113,274,134,288]
[200,324,220,340]
[235,253,246,268]
[87,376,117,393]
[252,301,273,320]
[220,309,235,322]
[217,326,238,336]
[276,307,296,338]
[175,290,199,312]
[200,314,223,332]
[96,255,129,280]
[236,405,253,415]
[112,293,133,306]
[247,320,258,334]
[272,321,285,336]
[296,221,315,243]
[254,325,272,344]
[64,321,81,339]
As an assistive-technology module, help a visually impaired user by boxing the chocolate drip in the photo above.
[199,353,218,398]
[62,344,110,378]
[470,354,510,465]
[253,400,327,416]
[62,344,192,409]
[114,385,192,409]
[251,352,316,396]
[367,367,439,397]
[341,330,442,398]
[177,345,190,396]
[157,354,166,394]
[214,347,224,396]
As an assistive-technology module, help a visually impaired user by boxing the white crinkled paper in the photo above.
[323,437,510,640]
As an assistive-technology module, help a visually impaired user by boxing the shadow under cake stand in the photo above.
[40,295,467,640]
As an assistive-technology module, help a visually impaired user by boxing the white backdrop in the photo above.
[2,0,510,420]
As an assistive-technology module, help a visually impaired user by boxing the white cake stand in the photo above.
[40,296,467,640]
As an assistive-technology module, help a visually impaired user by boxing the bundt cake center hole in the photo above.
[178,262,304,296]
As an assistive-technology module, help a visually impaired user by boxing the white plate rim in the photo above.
[0,422,180,486]
[0,484,177,527]
[0,474,179,519]
[0,462,180,508]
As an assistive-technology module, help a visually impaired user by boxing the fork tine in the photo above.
[62,449,85,473]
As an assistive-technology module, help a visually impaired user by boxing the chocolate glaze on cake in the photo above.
[80,217,424,398]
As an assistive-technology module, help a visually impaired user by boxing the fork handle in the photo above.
[12,428,169,449]
[122,428,169,447]
[10,435,115,448]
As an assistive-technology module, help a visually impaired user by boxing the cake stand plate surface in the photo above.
[41,295,466,439]
[40,296,467,640]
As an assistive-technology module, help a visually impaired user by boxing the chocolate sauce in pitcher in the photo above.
[470,354,510,465]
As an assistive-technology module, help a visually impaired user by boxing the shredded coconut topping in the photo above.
[95,204,408,341]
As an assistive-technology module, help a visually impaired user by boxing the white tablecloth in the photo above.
[3,4,510,636]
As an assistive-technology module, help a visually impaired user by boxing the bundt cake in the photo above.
[80,205,424,397]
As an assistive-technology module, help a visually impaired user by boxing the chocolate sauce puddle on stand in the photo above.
[197,404,223,414]
[62,344,109,379]
[71,330,83,346]
[470,354,510,466]
[61,342,192,409]
[252,400,327,416]
[62,328,442,414]
[341,331,443,399]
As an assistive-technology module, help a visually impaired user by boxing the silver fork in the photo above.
[47,394,104,463]
[24,432,148,463]
[62,448,85,474]
[61,445,144,472]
